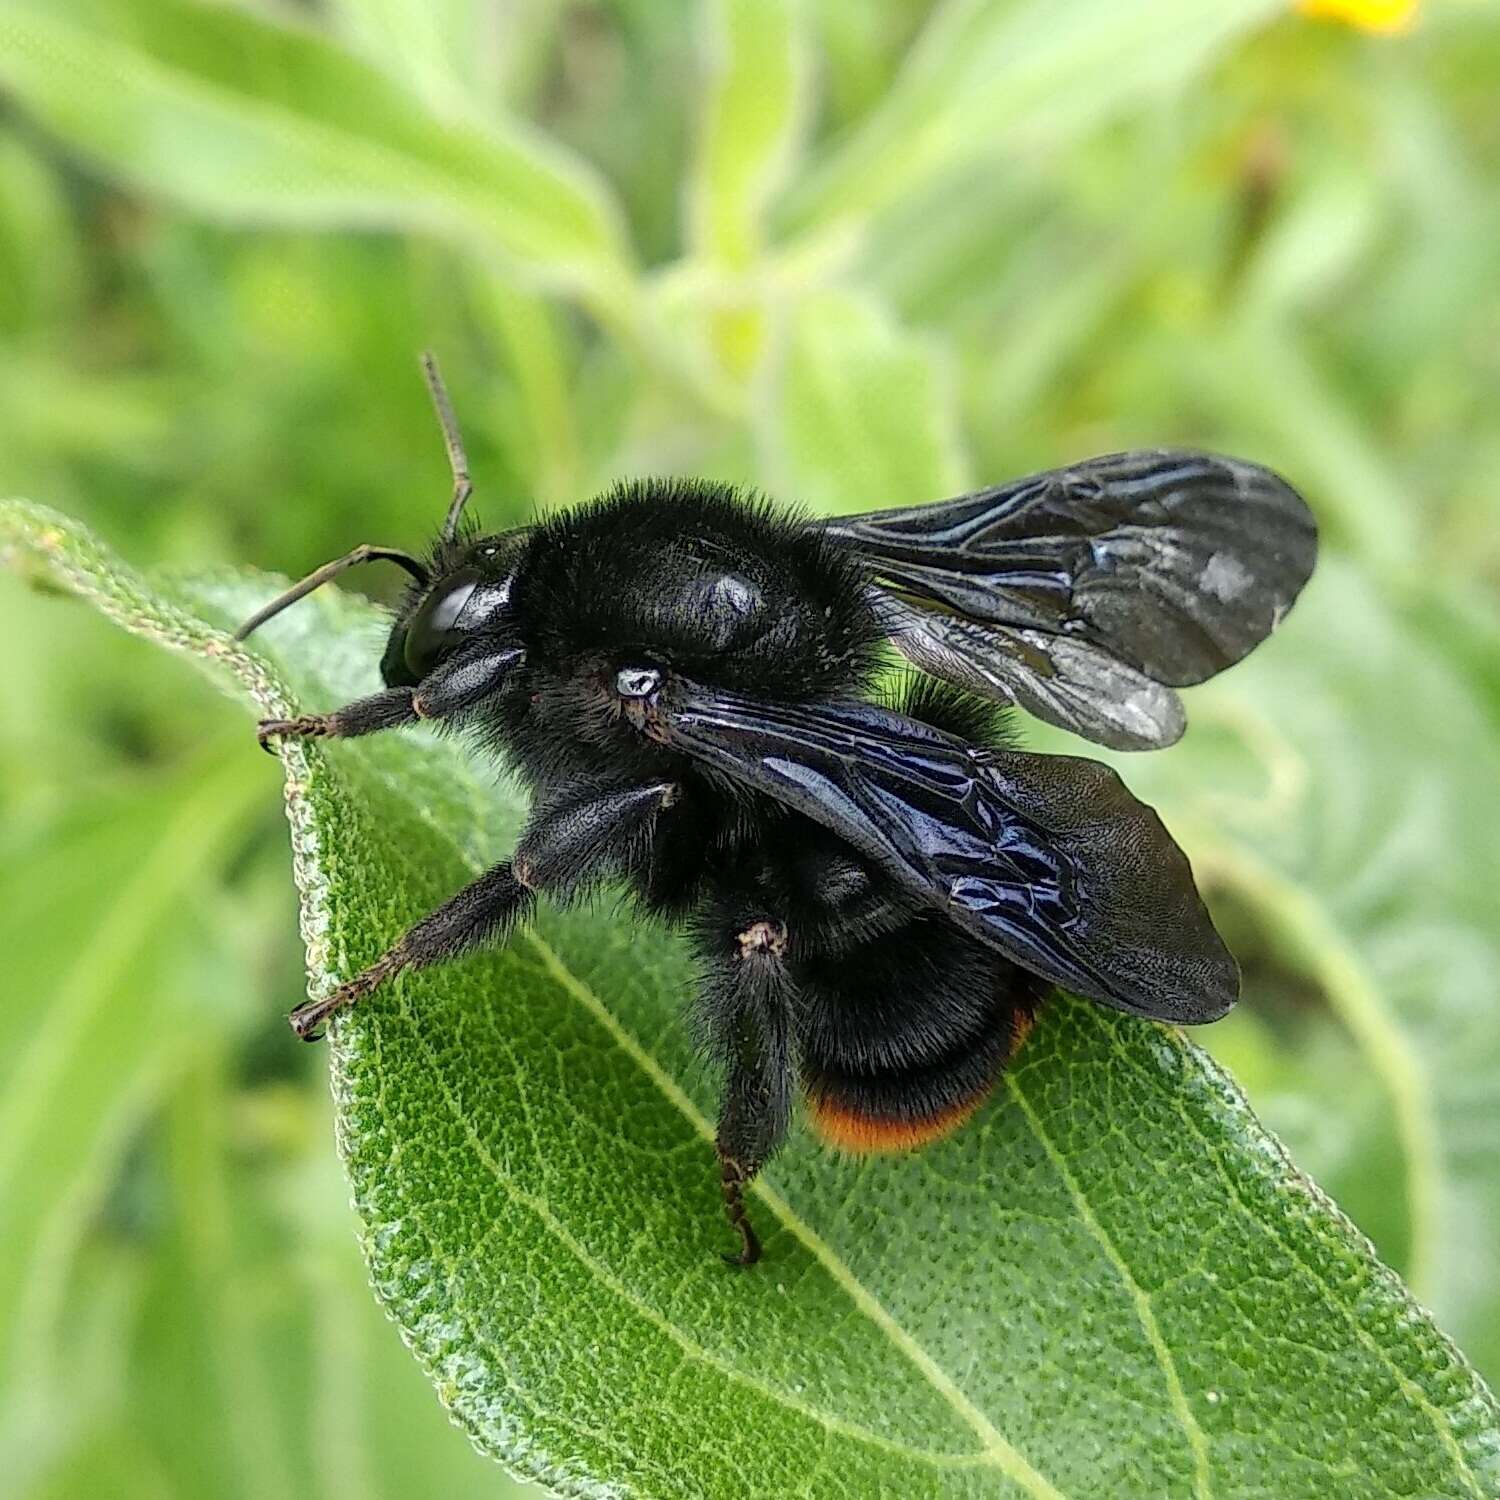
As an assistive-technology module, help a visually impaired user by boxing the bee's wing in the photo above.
[822,449,1316,746]
[869,591,1188,751]
[655,683,1237,1022]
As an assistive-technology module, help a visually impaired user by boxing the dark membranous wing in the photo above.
[869,591,1187,751]
[822,450,1316,747]
[655,683,1237,1023]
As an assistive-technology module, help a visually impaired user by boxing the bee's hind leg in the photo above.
[698,915,796,1267]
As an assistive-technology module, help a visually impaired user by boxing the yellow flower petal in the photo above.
[1297,0,1419,32]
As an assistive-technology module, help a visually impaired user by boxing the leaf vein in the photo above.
[382,939,999,1473]
[321,670,1068,1495]
[1005,1067,1214,1500]
[1149,1028,1490,1500]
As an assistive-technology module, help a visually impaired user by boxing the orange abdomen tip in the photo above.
[807,1088,992,1155]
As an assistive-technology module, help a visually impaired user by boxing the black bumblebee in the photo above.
[238,357,1316,1264]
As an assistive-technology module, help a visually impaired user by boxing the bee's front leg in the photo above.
[255,687,415,751]
[255,642,526,751]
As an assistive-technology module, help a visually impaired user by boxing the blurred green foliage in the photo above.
[1,0,1498,1494]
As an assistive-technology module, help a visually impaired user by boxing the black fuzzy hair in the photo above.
[893,674,1019,751]
[423,508,495,579]
[510,478,884,701]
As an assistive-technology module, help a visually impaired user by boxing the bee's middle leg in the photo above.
[290,779,678,1039]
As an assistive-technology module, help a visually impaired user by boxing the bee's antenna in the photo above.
[233,544,431,641]
[420,351,474,543]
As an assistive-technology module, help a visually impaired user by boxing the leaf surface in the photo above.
[5,499,1498,1500]
[781,0,1282,239]
[1100,560,1500,1389]
[763,290,970,513]
[0,0,631,302]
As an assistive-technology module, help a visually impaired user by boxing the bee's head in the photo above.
[378,534,524,687]
[234,352,526,687]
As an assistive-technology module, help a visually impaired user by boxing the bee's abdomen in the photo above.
[796,926,1043,1155]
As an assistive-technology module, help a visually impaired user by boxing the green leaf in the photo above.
[6,499,1499,1499]
[0,0,632,303]
[325,0,496,106]
[122,1047,532,1500]
[1091,560,1500,1390]
[680,0,810,384]
[0,753,268,1488]
[688,0,808,271]
[781,0,1282,241]
[762,289,970,512]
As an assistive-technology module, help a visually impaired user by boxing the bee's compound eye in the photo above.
[615,666,662,700]
[404,569,480,679]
